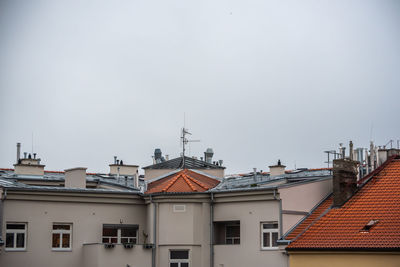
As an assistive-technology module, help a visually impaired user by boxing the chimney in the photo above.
[332,159,358,207]
[64,167,87,189]
[204,148,214,164]
[14,147,45,176]
[16,143,21,163]
[349,141,354,160]
[269,160,286,176]
[154,149,162,163]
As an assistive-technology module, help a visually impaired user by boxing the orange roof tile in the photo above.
[146,169,220,194]
[286,195,333,241]
[287,157,400,250]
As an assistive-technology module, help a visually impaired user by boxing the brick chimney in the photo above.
[332,159,358,207]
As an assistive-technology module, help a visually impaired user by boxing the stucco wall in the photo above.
[279,178,332,234]
[0,199,147,267]
[156,202,210,267]
[213,200,287,267]
[289,252,400,267]
[82,243,151,267]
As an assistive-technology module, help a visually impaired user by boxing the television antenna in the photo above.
[180,127,200,168]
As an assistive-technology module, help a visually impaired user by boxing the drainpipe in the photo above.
[274,189,283,237]
[0,189,6,246]
[210,192,214,267]
[150,195,157,267]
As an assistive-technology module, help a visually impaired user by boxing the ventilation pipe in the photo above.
[16,143,21,163]
[204,148,214,164]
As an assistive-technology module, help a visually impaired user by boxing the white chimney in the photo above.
[269,160,286,176]
[64,167,87,189]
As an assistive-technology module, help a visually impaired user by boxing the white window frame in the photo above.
[169,250,190,267]
[225,224,240,244]
[261,222,279,250]
[102,225,138,244]
[52,223,72,251]
[5,222,27,251]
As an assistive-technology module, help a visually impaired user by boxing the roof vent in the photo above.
[360,219,379,233]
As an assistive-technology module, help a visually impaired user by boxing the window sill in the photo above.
[213,244,241,246]
[52,248,72,252]
[5,248,26,252]
[260,247,279,251]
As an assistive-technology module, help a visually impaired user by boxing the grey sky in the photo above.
[0,0,399,174]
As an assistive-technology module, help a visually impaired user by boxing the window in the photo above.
[52,223,72,250]
[261,222,279,249]
[169,250,190,267]
[225,225,240,244]
[5,223,27,251]
[213,221,240,245]
[173,204,186,212]
[102,224,138,244]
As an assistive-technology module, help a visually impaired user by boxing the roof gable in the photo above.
[146,169,220,194]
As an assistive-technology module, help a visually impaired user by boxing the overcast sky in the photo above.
[0,0,399,174]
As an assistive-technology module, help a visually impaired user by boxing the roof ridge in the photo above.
[181,173,197,192]
[162,174,181,192]
[184,173,208,190]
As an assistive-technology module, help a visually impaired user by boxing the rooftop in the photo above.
[286,156,400,251]
[142,156,225,170]
[146,169,221,194]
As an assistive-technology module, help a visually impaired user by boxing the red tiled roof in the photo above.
[287,157,400,250]
[286,196,333,240]
[146,169,220,194]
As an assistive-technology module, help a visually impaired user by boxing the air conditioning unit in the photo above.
[104,243,115,249]
[143,243,154,249]
[123,243,134,249]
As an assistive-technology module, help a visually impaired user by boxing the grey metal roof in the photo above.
[211,169,332,191]
[142,156,225,170]
[0,169,142,193]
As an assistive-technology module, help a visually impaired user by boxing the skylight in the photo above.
[360,219,379,232]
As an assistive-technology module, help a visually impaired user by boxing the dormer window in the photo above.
[360,219,379,232]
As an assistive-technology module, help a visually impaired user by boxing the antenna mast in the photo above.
[180,127,200,168]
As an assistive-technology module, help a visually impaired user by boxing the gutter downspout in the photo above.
[151,195,157,267]
[0,189,6,246]
[274,189,283,237]
[210,192,214,267]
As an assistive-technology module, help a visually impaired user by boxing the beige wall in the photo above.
[109,165,138,176]
[82,243,151,267]
[279,178,332,234]
[213,199,287,267]
[289,252,400,267]
[0,196,147,267]
[144,168,224,180]
[152,200,211,267]
[14,164,45,176]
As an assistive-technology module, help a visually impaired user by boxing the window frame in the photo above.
[52,223,73,251]
[5,222,27,251]
[261,222,279,250]
[102,224,138,244]
[169,249,190,267]
[225,224,240,245]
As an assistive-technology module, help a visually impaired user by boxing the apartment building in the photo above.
[284,150,400,267]
[0,145,333,267]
